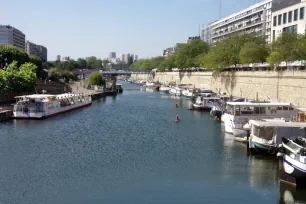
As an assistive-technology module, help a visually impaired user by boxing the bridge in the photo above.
[99,71,151,76]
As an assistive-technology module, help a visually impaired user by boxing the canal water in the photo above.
[0,82,305,204]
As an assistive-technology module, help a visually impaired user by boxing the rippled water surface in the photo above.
[0,81,305,204]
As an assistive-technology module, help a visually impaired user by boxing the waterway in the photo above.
[0,82,305,204]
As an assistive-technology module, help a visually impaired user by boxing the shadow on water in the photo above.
[279,183,306,204]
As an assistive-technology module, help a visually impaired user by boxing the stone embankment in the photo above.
[131,71,306,107]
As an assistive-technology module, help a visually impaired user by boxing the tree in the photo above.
[77,58,87,68]
[86,56,102,69]
[88,71,106,87]
[175,39,209,68]
[127,56,134,67]
[270,32,298,65]
[239,42,269,64]
[267,51,283,69]
[1,61,37,93]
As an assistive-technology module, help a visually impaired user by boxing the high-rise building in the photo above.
[120,54,126,62]
[134,55,138,61]
[61,56,70,61]
[201,0,273,43]
[163,47,175,57]
[109,52,116,59]
[0,25,25,50]
[56,55,61,61]
[126,53,131,61]
[271,0,306,41]
[26,41,48,61]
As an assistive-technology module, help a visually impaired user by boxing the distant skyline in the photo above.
[0,0,261,60]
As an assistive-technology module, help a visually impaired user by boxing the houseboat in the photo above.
[249,120,306,154]
[12,94,92,119]
[222,102,299,135]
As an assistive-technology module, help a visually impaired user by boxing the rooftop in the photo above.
[250,119,306,128]
[227,102,292,106]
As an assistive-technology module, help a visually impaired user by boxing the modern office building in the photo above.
[26,41,48,61]
[201,0,273,43]
[56,55,61,61]
[109,52,116,59]
[187,36,201,43]
[0,25,25,50]
[271,0,306,41]
[120,54,126,62]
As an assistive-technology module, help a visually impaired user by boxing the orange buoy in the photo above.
[174,115,180,122]
[175,104,178,108]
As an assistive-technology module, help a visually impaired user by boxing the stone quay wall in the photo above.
[131,71,306,107]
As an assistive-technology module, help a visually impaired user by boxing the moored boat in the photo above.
[193,96,220,111]
[249,120,306,155]
[278,137,306,181]
[12,94,92,119]
[222,102,299,135]
[182,89,194,98]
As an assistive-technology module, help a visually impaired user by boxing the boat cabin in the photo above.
[250,120,306,147]
[225,102,296,117]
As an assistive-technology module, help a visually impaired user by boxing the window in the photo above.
[273,16,277,26]
[278,14,282,25]
[283,13,287,24]
[289,11,293,22]
[300,7,305,20]
[294,9,298,21]
[273,30,275,41]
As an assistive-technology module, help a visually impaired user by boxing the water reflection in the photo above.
[279,183,306,204]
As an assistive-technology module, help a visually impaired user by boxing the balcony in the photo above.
[212,19,263,39]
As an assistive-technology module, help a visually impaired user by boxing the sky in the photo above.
[0,0,260,60]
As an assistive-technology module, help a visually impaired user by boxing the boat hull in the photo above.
[251,141,277,155]
[12,102,92,119]
[283,155,306,179]
[192,104,212,111]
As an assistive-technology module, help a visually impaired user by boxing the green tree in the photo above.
[19,62,37,92]
[175,39,209,68]
[270,32,298,65]
[88,71,106,86]
[77,58,87,68]
[86,56,102,69]
[239,42,269,64]
[127,56,134,67]
[267,51,283,69]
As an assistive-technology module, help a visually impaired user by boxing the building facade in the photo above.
[271,0,306,41]
[201,0,273,43]
[0,25,25,50]
[163,47,175,57]
[109,52,116,59]
[26,41,48,61]
[56,55,61,61]
[134,55,138,61]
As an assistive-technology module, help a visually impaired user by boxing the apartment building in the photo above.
[26,41,48,61]
[0,25,25,50]
[271,0,306,41]
[201,0,273,43]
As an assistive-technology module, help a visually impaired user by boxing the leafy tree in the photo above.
[267,51,283,69]
[88,71,106,87]
[270,32,298,65]
[175,39,209,68]
[127,56,134,67]
[239,42,269,64]
[86,56,102,69]
[19,62,37,91]
[160,55,176,70]
[77,58,87,68]
[292,34,306,61]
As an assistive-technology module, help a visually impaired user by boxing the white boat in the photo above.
[169,87,182,96]
[182,89,194,98]
[145,81,155,87]
[222,102,299,135]
[13,94,92,119]
[249,120,306,154]
[193,96,220,111]
[159,86,171,92]
[278,137,306,181]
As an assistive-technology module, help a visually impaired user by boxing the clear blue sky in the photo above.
[1,0,258,61]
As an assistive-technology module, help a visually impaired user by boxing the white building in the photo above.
[271,0,306,41]
[201,0,273,43]
[0,25,25,50]
[56,55,61,61]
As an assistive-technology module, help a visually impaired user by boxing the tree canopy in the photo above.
[88,71,106,87]
[0,61,37,93]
